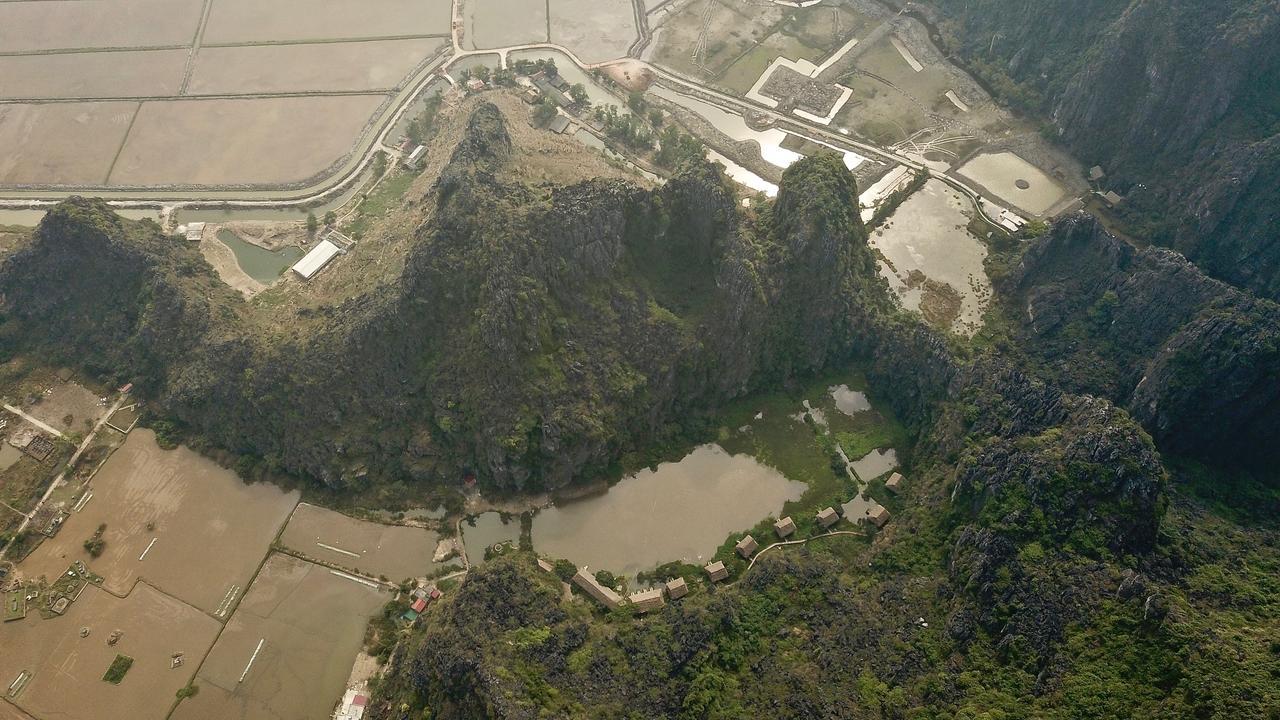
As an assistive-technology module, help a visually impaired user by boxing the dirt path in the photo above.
[2,404,64,438]
[0,394,127,561]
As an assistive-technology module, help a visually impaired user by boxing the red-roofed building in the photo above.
[410,598,427,613]
[353,695,368,707]
[429,588,443,600]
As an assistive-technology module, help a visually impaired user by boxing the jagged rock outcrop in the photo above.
[0,104,889,493]
[929,0,1280,299]
[1001,214,1280,469]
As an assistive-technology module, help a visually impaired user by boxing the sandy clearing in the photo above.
[187,38,445,95]
[0,0,204,53]
[0,584,219,720]
[0,103,137,186]
[0,50,188,100]
[955,151,1070,216]
[202,0,453,44]
[172,553,386,720]
[19,429,299,614]
[107,95,386,187]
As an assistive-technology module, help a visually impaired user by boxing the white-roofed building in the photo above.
[292,239,342,280]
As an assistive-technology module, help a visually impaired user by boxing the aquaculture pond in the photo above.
[216,229,303,284]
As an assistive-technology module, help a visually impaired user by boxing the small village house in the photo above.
[573,568,623,609]
[664,577,688,600]
[704,561,728,583]
[774,516,796,539]
[735,535,758,559]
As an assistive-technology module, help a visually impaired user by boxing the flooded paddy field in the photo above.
[0,0,204,52]
[20,429,299,614]
[280,503,444,581]
[108,95,386,186]
[549,0,637,65]
[201,0,452,44]
[0,583,219,720]
[0,50,187,100]
[0,102,137,186]
[531,445,805,576]
[955,151,1071,217]
[188,39,445,95]
[172,553,386,720]
[0,0,450,191]
[465,0,549,49]
[871,179,992,335]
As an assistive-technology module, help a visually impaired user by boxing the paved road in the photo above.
[0,5,1009,228]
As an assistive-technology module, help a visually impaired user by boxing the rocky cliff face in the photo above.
[928,0,1280,299]
[1001,214,1280,470]
[0,104,889,494]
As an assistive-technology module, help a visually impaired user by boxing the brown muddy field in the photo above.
[0,583,219,720]
[107,95,385,186]
[202,0,453,43]
[0,102,137,186]
[172,553,387,720]
[20,429,299,614]
[0,0,203,53]
[187,38,445,95]
[0,50,188,100]
[280,503,443,581]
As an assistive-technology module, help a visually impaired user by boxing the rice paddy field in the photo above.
[171,553,387,720]
[280,503,445,581]
[18,429,299,615]
[0,584,220,720]
[0,0,450,189]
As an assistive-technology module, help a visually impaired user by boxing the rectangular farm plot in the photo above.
[0,50,188,100]
[187,38,444,95]
[0,0,204,53]
[172,554,386,720]
[280,503,443,581]
[0,103,137,186]
[0,584,219,720]
[107,95,386,187]
[549,0,638,64]
[20,382,108,437]
[19,429,299,615]
[201,0,453,43]
[465,0,549,50]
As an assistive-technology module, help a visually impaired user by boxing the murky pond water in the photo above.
[530,444,804,576]
[216,229,303,284]
[461,511,522,565]
[850,447,897,481]
[707,149,778,197]
[829,384,870,416]
[872,179,990,335]
[955,151,1068,216]
[0,207,161,228]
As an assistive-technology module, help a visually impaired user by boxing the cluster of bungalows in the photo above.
[570,566,690,614]
[565,475,909,612]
